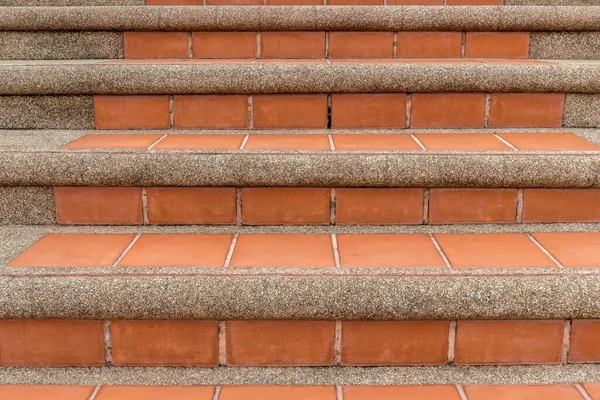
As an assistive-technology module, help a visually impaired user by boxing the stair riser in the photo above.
[4,187,600,225]
[1,319,597,367]
[1,31,597,60]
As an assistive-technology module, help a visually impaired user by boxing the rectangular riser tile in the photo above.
[1,319,598,367]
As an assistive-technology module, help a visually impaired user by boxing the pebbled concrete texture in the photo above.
[2,365,600,386]
[565,94,600,128]
[0,31,123,60]
[0,187,55,225]
[0,96,94,129]
[0,0,142,4]
[507,0,600,4]
[530,32,600,60]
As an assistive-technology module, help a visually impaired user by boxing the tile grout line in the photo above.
[247,96,254,130]
[111,234,141,268]
[429,233,452,268]
[392,31,398,59]
[456,384,469,400]
[330,188,337,225]
[218,322,227,366]
[484,93,491,128]
[88,385,102,400]
[147,134,168,150]
[331,233,341,270]
[141,187,149,225]
[327,93,333,129]
[325,31,330,59]
[103,321,113,366]
[561,320,572,365]
[223,233,239,268]
[447,320,457,365]
[213,385,222,400]
[236,188,243,225]
[240,134,250,150]
[405,94,413,129]
[336,385,344,400]
[516,188,524,223]
[460,32,466,58]
[188,32,193,59]
[410,133,426,150]
[493,133,518,150]
[328,134,336,151]
[256,32,262,59]
[334,320,342,366]
[169,95,175,128]
[422,188,430,224]
[526,233,564,268]
[575,383,593,400]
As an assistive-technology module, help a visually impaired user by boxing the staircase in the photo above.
[2,1,600,399]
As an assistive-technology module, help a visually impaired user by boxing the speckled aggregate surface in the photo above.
[565,94,600,128]
[530,32,600,60]
[0,96,93,129]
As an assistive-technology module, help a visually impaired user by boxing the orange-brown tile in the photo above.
[465,32,530,59]
[230,234,335,268]
[331,94,407,129]
[337,234,445,268]
[8,234,135,267]
[94,96,170,129]
[95,386,215,400]
[415,133,511,151]
[498,133,600,151]
[0,320,104,367]
[266,0,323,3]
[523,189,600,223]
[455,320,563,365]
[410,94,486,128]
[343,385,461,400]
[244,134,330,150]
[220,386,337,400]
[464,384,583,400]
[63,134,163,149]
[206,0,262,4]
[0,385,96,400]
[154,134,245,150]
[333,134,420,151]
[532,232,600,268]
[54,187,143,225]
[174,95,248,129]
[110,320,219,366]
[124,32,189,59]
[429,188,518,224]
[488,94,565,128]
[147,0,204,4]
[118,234,233,267]
[397,32,462,59]
[241,187,330,225]
[261,32,325,59]
[226,321,335,366]
[341,321,449,365]
[335,188,424,225]
[387,0,443,4]
[192,32,256,58]
[583,383,600,399]
[569,320,600,363]
[433,233,555,268]
[147,187,236,224]
[329,32,394,59]
[252,95,328,129]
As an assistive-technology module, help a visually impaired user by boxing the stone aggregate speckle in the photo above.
[0,187,55,225]
[0,96,94,129]
[565,94,600,128]
[530,32,600,60]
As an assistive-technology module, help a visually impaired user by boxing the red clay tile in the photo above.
[410,94,486,128]
[147,187,237,224]
[154,134,244,149]
[341,321,449,365]
[488,94,565,128]
[124,32,189,59]
[532,233,600,269]
[244,134,330,150]
[54,187,143,225]
[569,320,600,363]
[174,95,248,129]
[343,385,461,400]
[63,134,163,149]
[464,384,583,400]
[415,133,511,151]
[226,321,335,366]
[331,94,407,129]
[455,320,564,365]
[337,234,445,268]
[230,234,335,268]
[8,234,135,267]
[220,386,337,400]
[433,233,555,268]
[332,134,420,151]
[147,0,204,4]
[429,188,518,224]
[118,234,233,267]
[192,32,256,58]
[0,385,96,400]
[0,320,104,367]
[329,32,394,59]
[95,386,215,400]
[465,32,530,59]
[261,32,325,58]
[397,32,462,59]
[583,383,600,399]
[335,188,424,225]
[388,0,443,3]
[241,187,330,225]
[94,96,171,130]
[110,320,219,366]
[522,189,600,223]
[253,95,328,129]
[498,133,600,151]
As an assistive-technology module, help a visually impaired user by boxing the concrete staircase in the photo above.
[2,1,600,399]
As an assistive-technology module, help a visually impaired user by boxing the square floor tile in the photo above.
[95,385,215,400]
[532,232,600,268]
[332,134,421,150]
[244,135,330,150]
[415,133,511,151]
[154,135,245,150]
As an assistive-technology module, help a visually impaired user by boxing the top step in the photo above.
[1,0,599,5]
